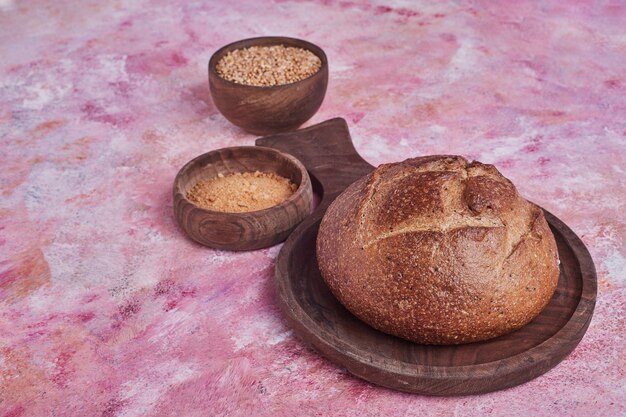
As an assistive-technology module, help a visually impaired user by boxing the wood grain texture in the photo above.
[255,118,597,395]
[173,146,313,251]
[209,36,328,135]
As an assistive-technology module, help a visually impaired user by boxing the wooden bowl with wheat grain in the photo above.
[208,36,328,135]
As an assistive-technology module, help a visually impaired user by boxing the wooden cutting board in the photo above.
[255,118,597,396]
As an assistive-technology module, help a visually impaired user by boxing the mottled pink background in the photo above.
[1,1,625,416]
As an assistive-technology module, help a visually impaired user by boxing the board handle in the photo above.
[255,118,374,208]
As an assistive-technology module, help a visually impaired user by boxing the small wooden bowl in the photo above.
[173,146,313,251]
[208,36,329,135]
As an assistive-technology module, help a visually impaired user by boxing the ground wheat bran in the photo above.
[186,171,298,213]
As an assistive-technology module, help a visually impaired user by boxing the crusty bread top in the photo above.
[357,156,527,259]
[316,155,560,344]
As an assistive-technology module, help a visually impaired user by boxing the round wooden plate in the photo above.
[256,118,597,396]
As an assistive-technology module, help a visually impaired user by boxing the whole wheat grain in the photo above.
[216,45,321,87]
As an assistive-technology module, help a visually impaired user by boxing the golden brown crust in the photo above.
[316,155,560,345]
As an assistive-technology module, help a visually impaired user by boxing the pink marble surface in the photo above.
[1,0,625,416]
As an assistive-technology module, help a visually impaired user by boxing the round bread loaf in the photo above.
[316,155,559,345]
